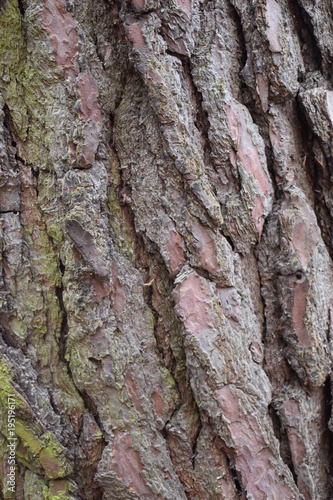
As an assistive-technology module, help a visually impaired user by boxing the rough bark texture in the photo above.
[0,0,333,498]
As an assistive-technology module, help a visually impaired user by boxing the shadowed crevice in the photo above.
[268,403,298,484]
[296,95,333,260]
[291,0,324,75]
[323,376,333,497]
[226,456,243,497]
[56,259,106,498]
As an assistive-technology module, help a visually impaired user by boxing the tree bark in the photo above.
[0,0,332,498]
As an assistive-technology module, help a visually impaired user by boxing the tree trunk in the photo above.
[0,0,332,498]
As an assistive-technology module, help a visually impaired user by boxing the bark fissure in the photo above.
[183,58,213,173]
[56,259,107,448]
[17,0,26,17]
[323,376,333,473]
[268,403,298,484]
[296,95,333,259]
[227,0,247,74]
[226,456,243,497]
[292,0,324,74]
[191,417,202,471]
[57,260,68,365]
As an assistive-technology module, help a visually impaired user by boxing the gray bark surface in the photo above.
[0,0,332,498]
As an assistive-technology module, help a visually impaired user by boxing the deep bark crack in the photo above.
[56,259,107,442]
[268,403,298,484]
[323,376,333,495]
[191,416,202,471]
[227,0,247,72]
[296,95,333,260]
[16,0,26,16]
[291,0,325,75]
[226,456,243,497]
[56,260,68,365]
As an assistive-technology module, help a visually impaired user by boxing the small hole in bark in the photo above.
[88,357,102,367]
[295,271,304,282]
